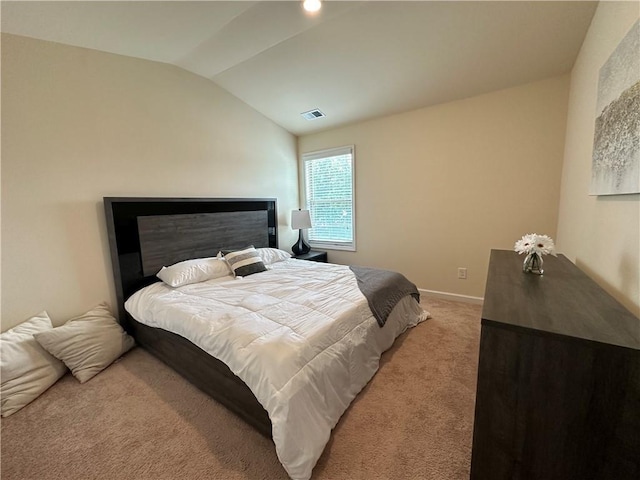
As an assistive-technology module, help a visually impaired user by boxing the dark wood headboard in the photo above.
[104,197,278,322]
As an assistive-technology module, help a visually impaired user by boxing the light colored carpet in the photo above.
[0,298,481,480]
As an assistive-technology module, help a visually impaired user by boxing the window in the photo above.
[302,145,355,251]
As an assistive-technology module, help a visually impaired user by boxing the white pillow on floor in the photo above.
[0,311,68,417]
[34,303,135,384]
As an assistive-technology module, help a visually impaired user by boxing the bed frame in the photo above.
[104,197,277,437]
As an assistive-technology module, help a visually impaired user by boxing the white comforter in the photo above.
[125,259,428,480]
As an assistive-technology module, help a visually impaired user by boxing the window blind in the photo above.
[303,146,355,250]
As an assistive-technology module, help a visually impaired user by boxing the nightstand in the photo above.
[292,250,328,263]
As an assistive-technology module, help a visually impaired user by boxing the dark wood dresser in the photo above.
[470,249,640,480]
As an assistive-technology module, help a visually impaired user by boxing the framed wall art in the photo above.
[590,20,639,196]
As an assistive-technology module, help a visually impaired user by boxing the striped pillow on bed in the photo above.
[223,246,267,277]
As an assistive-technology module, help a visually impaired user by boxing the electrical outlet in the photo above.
[458,267,467,279]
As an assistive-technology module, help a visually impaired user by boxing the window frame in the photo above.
[301,145,356,252]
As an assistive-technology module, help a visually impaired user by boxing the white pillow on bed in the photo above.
[157,257,232,287]
[256,247,291,265]
[0,311,68,417]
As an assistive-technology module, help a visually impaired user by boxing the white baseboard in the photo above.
[419,289,484,305]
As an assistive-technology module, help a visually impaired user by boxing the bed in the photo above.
[104,197,428,480]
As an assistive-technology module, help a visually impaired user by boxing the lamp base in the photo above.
[291,229,311,255]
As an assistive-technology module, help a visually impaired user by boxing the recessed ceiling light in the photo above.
[301,109,326,121]
[303,0,322,14]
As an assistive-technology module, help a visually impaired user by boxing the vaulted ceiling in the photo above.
[1,1,598,135]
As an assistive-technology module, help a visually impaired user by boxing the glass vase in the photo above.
[523,252,544,275]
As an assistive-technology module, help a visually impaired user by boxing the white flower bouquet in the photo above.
[514,233,556,274]
[514,233,557,257]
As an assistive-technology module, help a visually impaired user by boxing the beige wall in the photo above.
[557,2,640,317]
[299,75,570,300]
[1,34,299,330]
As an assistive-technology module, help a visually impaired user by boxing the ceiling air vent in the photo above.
[301,108,325,121]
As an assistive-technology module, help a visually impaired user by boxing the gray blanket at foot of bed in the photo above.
[349,266,420,327]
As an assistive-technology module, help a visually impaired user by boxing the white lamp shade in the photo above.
[291,209,312,230]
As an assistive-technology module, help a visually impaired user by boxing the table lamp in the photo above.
[291,209,312,255]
